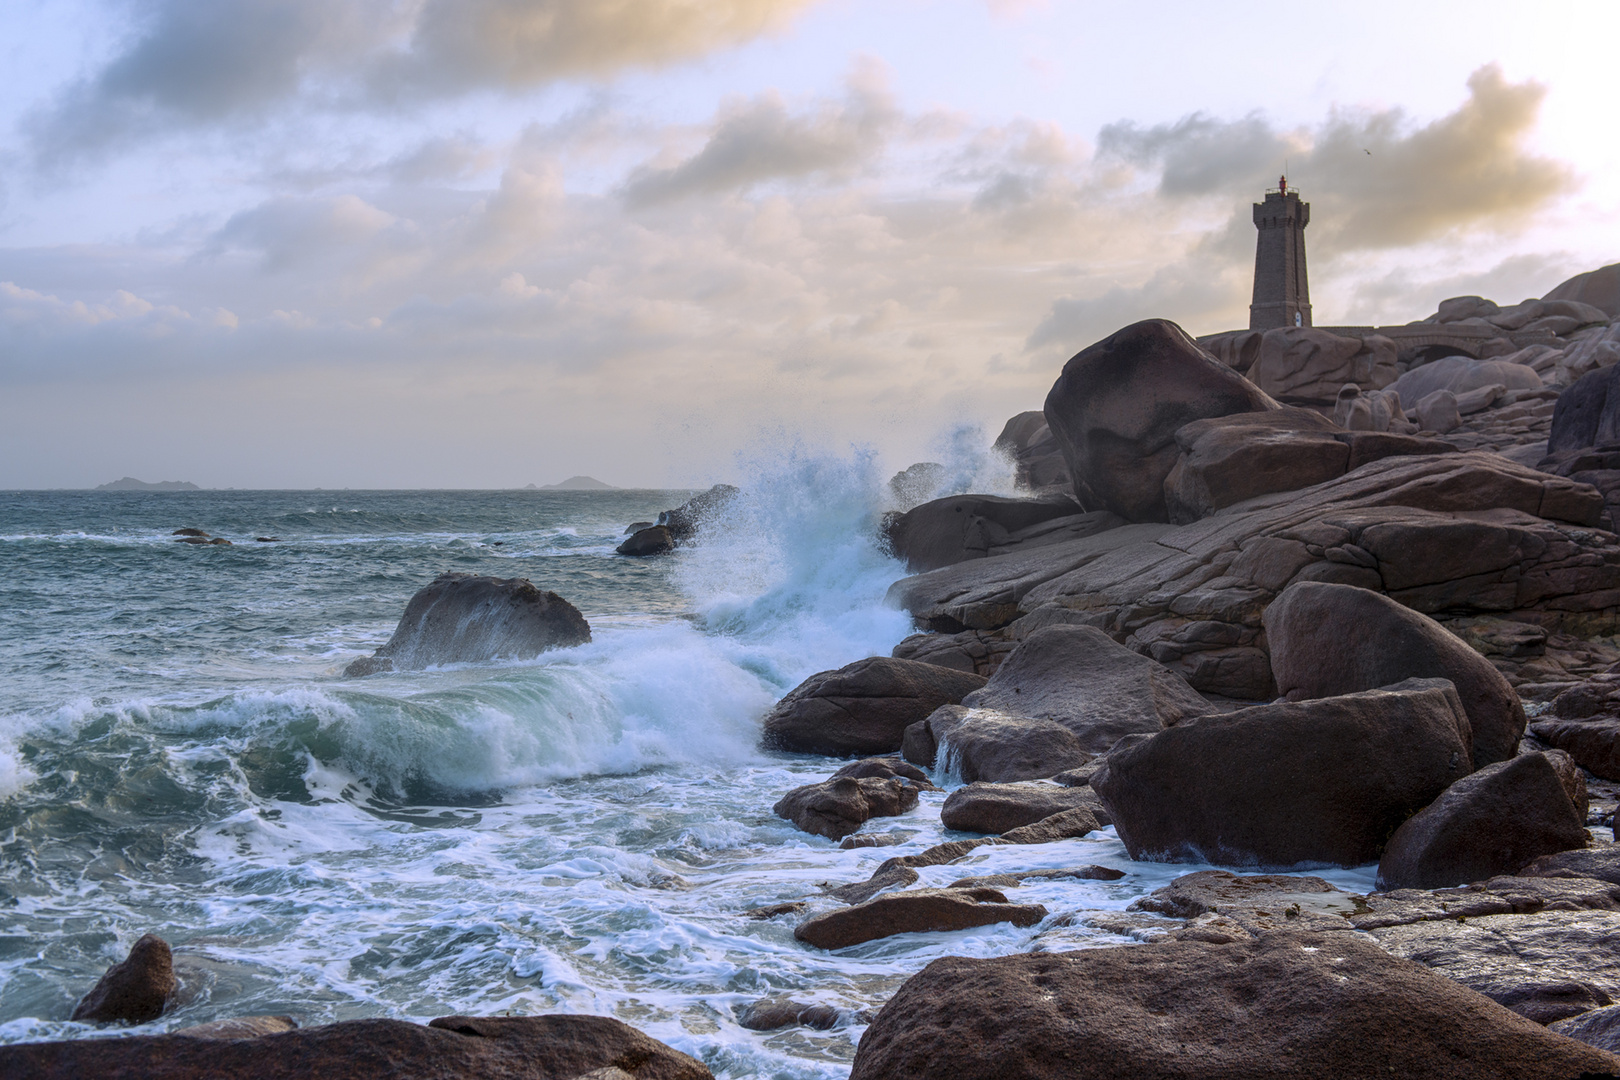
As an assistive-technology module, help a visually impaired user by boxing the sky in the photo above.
[2,0,1617,489]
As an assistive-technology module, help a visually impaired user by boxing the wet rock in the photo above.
[744,901,807,920]
[825,862,919,904]
[959,625,1212,753]
[1266,580,1526,766]
[623,521,654,534]
[845,932,1620,1080]
[172,1016,299,1039]
[1043,318,1278,523]
[1092,680,1474,868]
[1372,910,1620,1024]
[1378,753,1587,890]
[772,776,919,841]
[737,999,851,1031]
[656,484,738,541]
[839,832,912,850]
[1,1014,714,1079]
[993,412,1072,493]
[171,528,208,537]
[759,657,986,757]
[794,888,1047,950]
[71,934,177,1025]
[996,806,1101,844]
[253,536,280,543]
[945,865,1125,889]
[1132,870,1358,922]
[940,781,1102,835]
[175,536,232,545]
[902,705,1092,781]
[343,573,590,676]
[888,461,947,509]
[882,493,1092,572]
[615,526,674,557]
[829,756,936,789]
[1552,1003,1620,1054]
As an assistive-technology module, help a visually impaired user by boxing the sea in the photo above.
[0,450,1379,1078]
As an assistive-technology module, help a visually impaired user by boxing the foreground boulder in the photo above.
[960,625,1212,753]
[70,934,176,1024]
[772,776,920,841]
[1265,581,1526,766]
[794,888,1047,950]
[1376,752,1587,890]
[1092,680,1473,867]
[1043,318,1278,522]
[759,657,986,756]
[846,932,1620,1080]
[345,574,590,676]
[902,705,1092,781]
[2,1014,713,1079]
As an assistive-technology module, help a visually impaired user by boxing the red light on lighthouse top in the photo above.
[1278,174,1288,195]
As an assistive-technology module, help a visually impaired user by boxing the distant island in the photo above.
[534,476,618,490]
[96,477,200,491]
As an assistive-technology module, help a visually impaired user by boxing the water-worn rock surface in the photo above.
[345,573,591,676]
[794,887,1048,950]
[0,1014,713,1080]
[846,932,1620,1080]
[69,934,177,1025]
[772,775,921,840]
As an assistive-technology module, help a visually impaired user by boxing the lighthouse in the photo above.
[1249,175,1312,330]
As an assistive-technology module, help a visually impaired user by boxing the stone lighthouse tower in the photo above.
[1249,175,1312,330]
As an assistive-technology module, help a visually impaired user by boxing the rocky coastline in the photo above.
[10,263,1620,1078]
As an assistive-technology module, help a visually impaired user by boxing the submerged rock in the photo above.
[2,1014,713,1079]
[738,999,855,1031]
[845,932,1620,1080]
[344,573,590,676]
[794,888,1047,950]
[615,525,674,557]
[759,657,986,756]
[70,934,176,1025]
[172,1016,299,1039]
[772,776,920,841]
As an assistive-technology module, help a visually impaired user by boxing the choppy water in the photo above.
[0,452,1377,1077]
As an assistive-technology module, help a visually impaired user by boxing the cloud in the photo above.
[1096,65,1576,252]
[26,0,818,165]
[621,61,898,205]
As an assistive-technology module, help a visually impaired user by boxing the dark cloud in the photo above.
[25,0,816,167]
[1094,65,1575,251]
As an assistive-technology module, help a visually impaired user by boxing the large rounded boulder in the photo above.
[1264,581,1525,766]
[1042,319,1277,522]
[345,573,590,676]
[760,657,987,756]
[846,932,1620,1080]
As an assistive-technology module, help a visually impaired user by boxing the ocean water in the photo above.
[0,453,1379,1077]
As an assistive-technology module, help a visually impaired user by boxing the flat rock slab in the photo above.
[1372,909,1620,1023]
[846,932,1620,1080]
[1352,874,1620,930]
[0,1015,713,1080]
[947,865,1125,889]
[997,806,1102,844]
[794,888,1047,950]
[941,782,1103,835]
[1131,870,1361,938]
